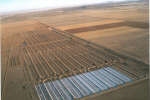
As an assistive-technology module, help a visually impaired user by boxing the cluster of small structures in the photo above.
[35,67,133,100]
[21,27,148,83]
[19,27,148,100]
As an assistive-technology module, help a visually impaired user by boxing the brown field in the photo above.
[1,1,149,100]
[64,21,149,33]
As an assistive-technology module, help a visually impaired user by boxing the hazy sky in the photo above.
[0,0,125,12]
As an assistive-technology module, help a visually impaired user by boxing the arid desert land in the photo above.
[1,1,149,100]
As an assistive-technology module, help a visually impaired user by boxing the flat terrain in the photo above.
[1,1,149,100]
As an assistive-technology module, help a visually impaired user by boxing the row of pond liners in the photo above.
[35,67,133,100]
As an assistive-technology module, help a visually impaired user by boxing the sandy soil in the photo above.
[1,20,37,37]
[1,1,149,100]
